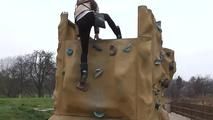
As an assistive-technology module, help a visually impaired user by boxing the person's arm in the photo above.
[94,28,100,40]
[90,0,100,39]
[94,26,99,34]
[94,18,100,40]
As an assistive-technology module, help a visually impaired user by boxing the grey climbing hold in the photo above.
[156,21,162,32]
[154,59,161,65]
[93,111,105,118]
[66,48,73,56]
[123,43,132,53]
[154,53,164,65]
[95,68,104,78]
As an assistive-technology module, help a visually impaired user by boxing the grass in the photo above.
[0,98,53,120]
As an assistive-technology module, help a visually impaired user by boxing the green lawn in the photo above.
[0,98,53,120]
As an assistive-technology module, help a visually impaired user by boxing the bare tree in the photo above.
[189,76,208,97]
[165,75,213,100]
[11,55,34,96]
[28,50,55,97]
[0,51,56,97]
[0,57,18,97]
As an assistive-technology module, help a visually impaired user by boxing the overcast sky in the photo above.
[0,0,213,80]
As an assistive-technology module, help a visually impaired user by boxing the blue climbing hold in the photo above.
[66,48,73,56]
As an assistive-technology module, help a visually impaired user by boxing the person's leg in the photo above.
[102,13,122,39]
[79,13,95,68]
[77,12,95,63]
[80,30,89,65]
[79,29,89,81]
[76,23,90,91]
[76,12,94,91]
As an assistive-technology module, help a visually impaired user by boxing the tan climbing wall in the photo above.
[49,6,176,120]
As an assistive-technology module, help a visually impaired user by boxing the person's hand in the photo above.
[94,34,100,40]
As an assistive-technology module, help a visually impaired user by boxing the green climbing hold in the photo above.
[156,21,162,32]
[123,44,132,53]
[66,48,73,56]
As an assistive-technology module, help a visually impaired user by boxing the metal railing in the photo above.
[170,102,213,120]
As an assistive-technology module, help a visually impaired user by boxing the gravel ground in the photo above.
[169,112,191,120]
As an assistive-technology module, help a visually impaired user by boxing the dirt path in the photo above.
[169,112,191,120]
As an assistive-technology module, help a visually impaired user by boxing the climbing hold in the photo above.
[66,48,73,56]
[153,89,160,96]
[92,44,102,52]
[109,44,117,56]
[155,103,161,110]
[154,59,161,65]
[123,43,132,53]
[93,111,105,118]
[166,51,171,57]
[155,53,164,65]
[160,52,164,60]
[160,40,163,45]
[94,68,104,78]
[169,61,175,71]
[154,92,158,96]
[157,89,160,92]
[156,21,162,32]
[62,71,65,76]
[160,79,170,88]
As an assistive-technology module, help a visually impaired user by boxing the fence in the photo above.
[171,102,213,120]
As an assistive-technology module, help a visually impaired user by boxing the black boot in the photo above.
[80,69,88,83]
[116,26,122,39]
[76,63,88,92]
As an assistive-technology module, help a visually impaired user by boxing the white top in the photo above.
[74,0,99,22]
[74,2,92,22]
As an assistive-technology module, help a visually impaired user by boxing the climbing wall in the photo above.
[49,6,176,120]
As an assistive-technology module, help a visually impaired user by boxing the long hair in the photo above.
[76,0,98,12]
[76,0,89,6]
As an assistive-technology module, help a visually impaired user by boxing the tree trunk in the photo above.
[37,85,44,97]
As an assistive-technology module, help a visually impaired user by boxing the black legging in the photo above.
[76,12,119,64]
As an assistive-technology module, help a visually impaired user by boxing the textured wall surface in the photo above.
[49,6,176,120]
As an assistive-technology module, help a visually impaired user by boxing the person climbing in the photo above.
[74,0,122,91]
